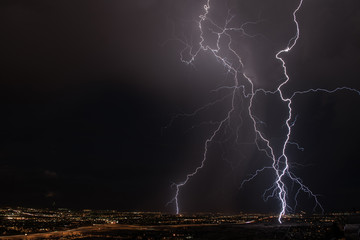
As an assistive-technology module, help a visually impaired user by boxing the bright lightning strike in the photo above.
[166,0,360,223]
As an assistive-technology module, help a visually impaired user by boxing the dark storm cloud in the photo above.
[0,0,359,213]
[136,0,159,9]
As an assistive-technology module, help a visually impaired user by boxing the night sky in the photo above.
[1,0,360,214]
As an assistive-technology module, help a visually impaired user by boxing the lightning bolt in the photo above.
[166,0,360,223]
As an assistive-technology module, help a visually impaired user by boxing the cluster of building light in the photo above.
[0,207,358,238]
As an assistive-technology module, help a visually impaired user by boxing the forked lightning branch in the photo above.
[167,0,360,223]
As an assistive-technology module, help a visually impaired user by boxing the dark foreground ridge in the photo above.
[0,207,359,239]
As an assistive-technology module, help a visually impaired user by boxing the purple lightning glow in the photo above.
[167,0,360,223]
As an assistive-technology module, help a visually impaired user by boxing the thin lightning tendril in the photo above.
[167,0,360,223]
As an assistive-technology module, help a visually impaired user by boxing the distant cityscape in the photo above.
[0,207,359,239]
